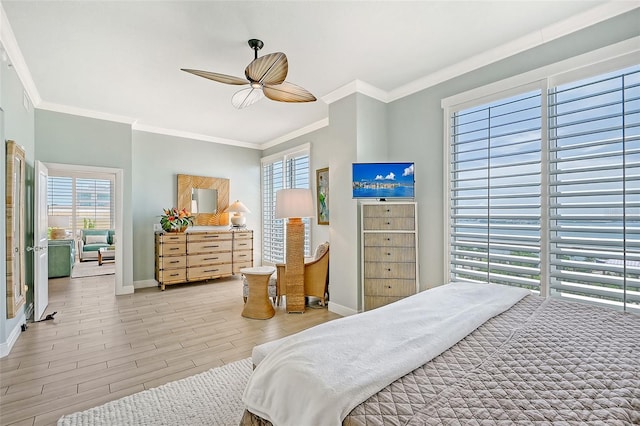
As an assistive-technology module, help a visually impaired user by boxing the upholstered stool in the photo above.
[243,273,278,305]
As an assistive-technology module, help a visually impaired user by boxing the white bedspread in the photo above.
[242,281,530,426]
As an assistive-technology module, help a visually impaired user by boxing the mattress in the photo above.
[241,295,640,425]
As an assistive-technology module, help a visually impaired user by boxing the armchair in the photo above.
[277,242,329,307]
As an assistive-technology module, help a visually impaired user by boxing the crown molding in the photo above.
[38,101,136,125]
[0,3,40,106]
[322,2,639,106]
[132,122,261,150]
[387,1,640,102]
[261,118,329,150]
[322,79,389,105]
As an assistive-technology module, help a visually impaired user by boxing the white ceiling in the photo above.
[1,1,634,148]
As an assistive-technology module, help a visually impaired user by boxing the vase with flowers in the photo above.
[160,207,194,233]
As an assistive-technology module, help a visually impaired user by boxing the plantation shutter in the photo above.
[47,176,73,228]
[549,65,640,310]
[449,89,542,291]
[262,147,311,264]
[75,178,114,230]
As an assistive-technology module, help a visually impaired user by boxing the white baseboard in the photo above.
[328,301,357,317]
[0,312,26,358]
[134,279,159,290]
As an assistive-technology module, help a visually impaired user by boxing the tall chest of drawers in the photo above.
[361,202,418,311]
[155,230,253,290]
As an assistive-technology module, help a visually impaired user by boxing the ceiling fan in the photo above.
[181,39,316,109]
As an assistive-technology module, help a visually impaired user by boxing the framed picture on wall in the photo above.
[316,167,329,225]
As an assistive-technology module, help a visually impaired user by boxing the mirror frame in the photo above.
[177,174,229,226]
[6,140,26,318]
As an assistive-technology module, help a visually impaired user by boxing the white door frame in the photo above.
[44,162,124,295]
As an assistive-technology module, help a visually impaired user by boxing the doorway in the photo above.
[41,162,124,295]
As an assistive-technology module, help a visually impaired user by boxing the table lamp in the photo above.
[225,200,251,228]
[49,215,70,240]
[275,188,314,313]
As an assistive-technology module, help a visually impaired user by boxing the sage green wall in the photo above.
[1,55,35,349]
[132,131,261,283]
[34,110,134,293]
[387,8,640,290]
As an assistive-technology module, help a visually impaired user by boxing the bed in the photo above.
[240,282,640,425]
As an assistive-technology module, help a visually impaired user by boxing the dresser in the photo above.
[155,230,253,290]
[361,202,418,310]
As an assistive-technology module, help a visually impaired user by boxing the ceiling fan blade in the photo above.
[181,68,248,85]
[245,52,288,86]
[263,81,317,103]
[231,87,265,109]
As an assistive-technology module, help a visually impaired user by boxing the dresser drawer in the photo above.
[158,256,187,269]
[156,268,186,284]
[158,233,187,243]
[363,204,415,219]
[233,239,252,250]
[364,262,416,279]
[233,261,254,273]
[188,240,232,254]
[364,278,416,296]
[364,296,406,311]
[363,217,415,231]
[188,264,232,280]
[364,233,415,248]
[234,231,253,240]
[187,232,232,242]
[364,246,416,262]
[233,250,253,262]
[188,252,232,266]
[156,242,186,256]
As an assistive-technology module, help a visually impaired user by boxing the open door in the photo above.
[34,160,49,321]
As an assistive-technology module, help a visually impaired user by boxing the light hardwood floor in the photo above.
[0,272,341,425]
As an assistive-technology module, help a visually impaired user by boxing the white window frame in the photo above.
[443,37,640,311]
[261,143,311,265]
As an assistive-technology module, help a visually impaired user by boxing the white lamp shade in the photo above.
[225,200,251,214]
[275,189,314,219]
[48,215,70,228]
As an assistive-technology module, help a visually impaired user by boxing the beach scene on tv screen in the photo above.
[353,163,414,198]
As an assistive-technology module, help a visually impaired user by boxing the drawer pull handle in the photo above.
[386,221,391,225]
[170,273,179,277]
[205,245,219,248]
[386,209,390,212]
[204,257,219,261]
[169,260,180,264]
[387,268,392,272]
[205,269,219,273]
[169,248,179,251]
[204,235,220,239]
[387,253,391,256]
[387,285,392,289]
[386,238,391,241]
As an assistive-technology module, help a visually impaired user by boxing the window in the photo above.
[48,173,115,237]
[549,65,640,309]
[448,63,640,312]
[449,90,542,292]
[262,145,311,264]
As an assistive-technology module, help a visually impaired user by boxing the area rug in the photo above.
[71,261,115,278]
[57,357,252,425]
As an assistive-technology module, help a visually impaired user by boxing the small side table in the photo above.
[241,266,276,320]
[98,246,115,266]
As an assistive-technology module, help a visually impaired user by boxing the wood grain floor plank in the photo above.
[0,271,340,425]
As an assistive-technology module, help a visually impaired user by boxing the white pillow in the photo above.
[85,234,107,244]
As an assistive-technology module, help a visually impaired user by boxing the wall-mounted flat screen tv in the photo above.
[352,162,415,199]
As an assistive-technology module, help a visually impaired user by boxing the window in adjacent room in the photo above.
[447,62,640,312]
[48,172,115,238]
[261,144,311,264]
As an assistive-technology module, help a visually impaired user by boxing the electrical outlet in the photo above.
[153,223,162,231]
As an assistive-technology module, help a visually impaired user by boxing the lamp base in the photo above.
[285,217,305,313]
[230,214,246,227]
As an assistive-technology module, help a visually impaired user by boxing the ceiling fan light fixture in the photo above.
[232,87,264,109]
[182,38,315,109]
